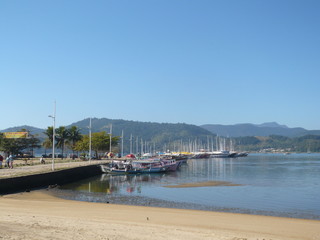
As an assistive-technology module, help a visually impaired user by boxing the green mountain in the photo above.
[1,119,215,154]
[2,120,320,153]
[0,125,46,139]
[200,122,320,137]
[67,118,215,153]
[68,117,214,143]
[234,135,320,152]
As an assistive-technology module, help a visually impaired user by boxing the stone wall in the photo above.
[0,165,101,194]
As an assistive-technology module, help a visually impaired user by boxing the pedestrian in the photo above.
[40,157,45,164]
[0,154,3,168]
[8,155,13,169]
[5,156,9,168]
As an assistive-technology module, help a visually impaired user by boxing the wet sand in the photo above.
[0,190,319,240]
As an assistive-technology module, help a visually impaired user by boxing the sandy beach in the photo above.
[0,190,319,240]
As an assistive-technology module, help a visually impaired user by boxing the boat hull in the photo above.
[100,164,168,174]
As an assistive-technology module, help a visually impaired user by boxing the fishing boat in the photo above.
[159,159,182,171]
[100,159,175,174]
[100,164,167,174]
[235,152,249,157]
[160,153,189,163]
[210,150,234,158]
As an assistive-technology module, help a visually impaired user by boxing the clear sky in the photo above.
[1,0,319,130]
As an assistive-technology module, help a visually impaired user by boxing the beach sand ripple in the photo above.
[0,191,319,240]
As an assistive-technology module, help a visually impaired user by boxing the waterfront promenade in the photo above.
[0,159,107,179]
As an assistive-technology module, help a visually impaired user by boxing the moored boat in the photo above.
[100,158,181,174]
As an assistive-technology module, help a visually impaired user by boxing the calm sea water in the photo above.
[56,153,320,220]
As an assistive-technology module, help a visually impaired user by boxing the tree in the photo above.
[55,126,70,159]
[75,131,119,159]
[42,138,52,156]
[44,127,54,144]
[0,131,41,157]
[44,126,55,156]
[24,135,41,157]
[68,126,82,159]
[20,129,41,157]
[0,138,22,155]
[0,133,3,148]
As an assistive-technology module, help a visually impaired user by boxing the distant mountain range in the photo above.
[0,118,213,143]
[1,120,320,140]
[0,125,46,138]
[200,122,320,137]
[68,118,212,141]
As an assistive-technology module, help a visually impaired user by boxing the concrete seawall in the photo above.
[0,164,102,194]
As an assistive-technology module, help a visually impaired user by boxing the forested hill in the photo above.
[68,118,214,143]
[1,119,320,152]
[2,120,320,141]
[200,122,320,137]
[0,125,45,138]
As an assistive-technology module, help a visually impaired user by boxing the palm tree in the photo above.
[42,138,52,156]
[44,126,55,157]
[44,127,54,143]
[55,126,70,159]
[68,126,82,159]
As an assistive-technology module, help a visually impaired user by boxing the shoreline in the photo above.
[1,190,319,240]
[52,187,320,221]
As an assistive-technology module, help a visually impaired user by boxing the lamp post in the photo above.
[109,124,112,154]
[121,130,124,158]
[48,101,56,171]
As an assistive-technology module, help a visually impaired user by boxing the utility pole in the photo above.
[109,124,112,153]
[130,134,133,154]
[121,130,124,157]
[48,101,56,171]
[89,118,92,162]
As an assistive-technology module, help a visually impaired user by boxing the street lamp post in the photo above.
[48,101,56,171]
[109,124,112,154]
[121,130,124,158]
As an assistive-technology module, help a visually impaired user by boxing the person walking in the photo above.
[5,155,10,168]
[40,156,45,164]
[7,155,14,169]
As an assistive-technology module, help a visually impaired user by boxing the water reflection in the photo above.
[62,172,170,195]
[58,154,320,220]
[182,158,236,182]
[99,173,167,194]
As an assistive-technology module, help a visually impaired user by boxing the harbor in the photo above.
[57,153,320,220]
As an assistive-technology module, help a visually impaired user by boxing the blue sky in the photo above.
[1,0,319,130]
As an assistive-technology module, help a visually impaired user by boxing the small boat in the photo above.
[100,164,167,174]
[192,152,211,159]
[100,159,171,174]
[234,152,249,157]
[210,150,232,158]
[159,159,182,171]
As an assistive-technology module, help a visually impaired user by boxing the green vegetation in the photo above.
[43,126,83,158]
[71,118,215,153]
[235,135,320,152]
[74,131,119,158]
[0,130,41,156]
[1,120,320,156]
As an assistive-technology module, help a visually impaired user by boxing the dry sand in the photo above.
[0,190,319,240]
